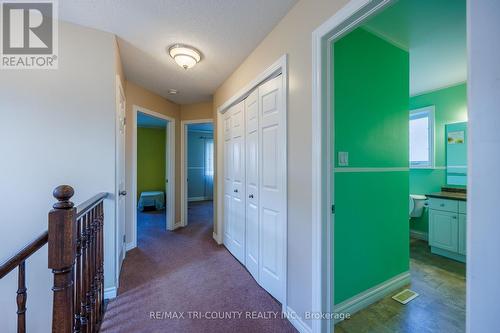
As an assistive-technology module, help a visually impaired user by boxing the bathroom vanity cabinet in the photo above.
[427,194,466,263]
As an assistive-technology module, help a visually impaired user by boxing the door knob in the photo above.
[249,194,254,198]
[119,190,127,196]
[234,189,238,193]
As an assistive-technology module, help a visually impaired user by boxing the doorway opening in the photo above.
[130,106,175,250]
[181,120,214,227]
[312,0,467,332]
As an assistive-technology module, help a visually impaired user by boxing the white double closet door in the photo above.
[223,74,286,303]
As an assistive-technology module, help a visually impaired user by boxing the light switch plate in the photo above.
[338,151,349,166]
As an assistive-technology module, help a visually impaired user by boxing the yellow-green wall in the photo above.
[137,127,166,199]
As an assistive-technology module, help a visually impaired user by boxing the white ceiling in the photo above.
[363,0,466,96]
[59,0,298,104]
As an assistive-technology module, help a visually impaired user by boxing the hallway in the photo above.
[101,201,296,333]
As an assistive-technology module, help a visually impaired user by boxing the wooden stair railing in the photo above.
[0,185,108,333]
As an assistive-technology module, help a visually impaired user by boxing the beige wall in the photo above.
[0,21,117,332]
[180,101,213,121]
[124,81,181,242]
[213,0,348,326]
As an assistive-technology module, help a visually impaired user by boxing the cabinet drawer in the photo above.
[459,201,467,214]
[428,198,458,212]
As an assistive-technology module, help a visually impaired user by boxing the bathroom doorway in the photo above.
[315,0,468,332]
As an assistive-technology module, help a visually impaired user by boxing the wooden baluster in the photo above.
[48,185,77,333]
[95,204,101,325]
[87,209,94,333]
[99,202,104,321]
[16,261,26,333]
[74,217,82,333]
[93,207,98,331]
[80,213,89,333]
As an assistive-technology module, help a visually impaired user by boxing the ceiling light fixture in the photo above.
[168,89,178,95]
[168,44,201,70]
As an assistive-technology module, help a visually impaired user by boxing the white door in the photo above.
[116,78,127,279]
[223,102,246,263]
[245,89,260,279]
[229,101,246,263]
[223,111,233,249]
[258,75,285,302]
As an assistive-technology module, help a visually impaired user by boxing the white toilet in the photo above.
[409,194,427,218]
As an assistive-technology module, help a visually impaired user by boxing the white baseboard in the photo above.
[104,286,117,300]
[125,242,136,252]
[410,230,428,241]
[212,232,222,244]
[285,306,312,333]
[188,196,212,202]
[334,271,411,324]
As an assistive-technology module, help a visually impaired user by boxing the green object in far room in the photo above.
[137,127,166,201]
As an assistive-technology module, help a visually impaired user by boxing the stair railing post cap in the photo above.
[52,185,75,209]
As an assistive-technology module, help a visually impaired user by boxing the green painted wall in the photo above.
[333,28,409,304]
[409,83,467,232]
[137,127,166,199]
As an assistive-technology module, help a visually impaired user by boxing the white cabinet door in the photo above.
[245,89,260,280]
[429,209,459,252]
[258,75,285,303]
[224,101,246,264]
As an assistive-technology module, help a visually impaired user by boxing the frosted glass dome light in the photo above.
[168,44,201,70]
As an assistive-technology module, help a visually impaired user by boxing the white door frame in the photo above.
[180,118,214,228]
[115,75,126,289]
[130,105,176,250]
[216,54,288,313]
[311,1,396,332]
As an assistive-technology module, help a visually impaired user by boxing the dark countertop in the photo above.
[426,191,467,201]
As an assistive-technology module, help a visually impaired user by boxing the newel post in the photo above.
[48,185,77,333]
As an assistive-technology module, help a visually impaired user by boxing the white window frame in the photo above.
[409,106,435,169]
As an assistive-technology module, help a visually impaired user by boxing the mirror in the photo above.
[446,122,467,186]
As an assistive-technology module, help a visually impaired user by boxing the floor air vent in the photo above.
[392,289,419,304]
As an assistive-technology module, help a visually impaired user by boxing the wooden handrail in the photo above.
[0,185,108,333]
[0,231,48,279]
[76,192,108,218]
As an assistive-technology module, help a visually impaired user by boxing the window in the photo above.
[409,106,435,168]
[205,139,214,176]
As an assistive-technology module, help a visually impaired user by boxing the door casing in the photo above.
[130,105,176,250]
[180,118,214,228]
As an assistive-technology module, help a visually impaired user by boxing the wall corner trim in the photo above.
[286,306,312,333]
[104,286,117,300]
[212,232,222,245]
[125,242,136,252]
[334,271,411,324]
